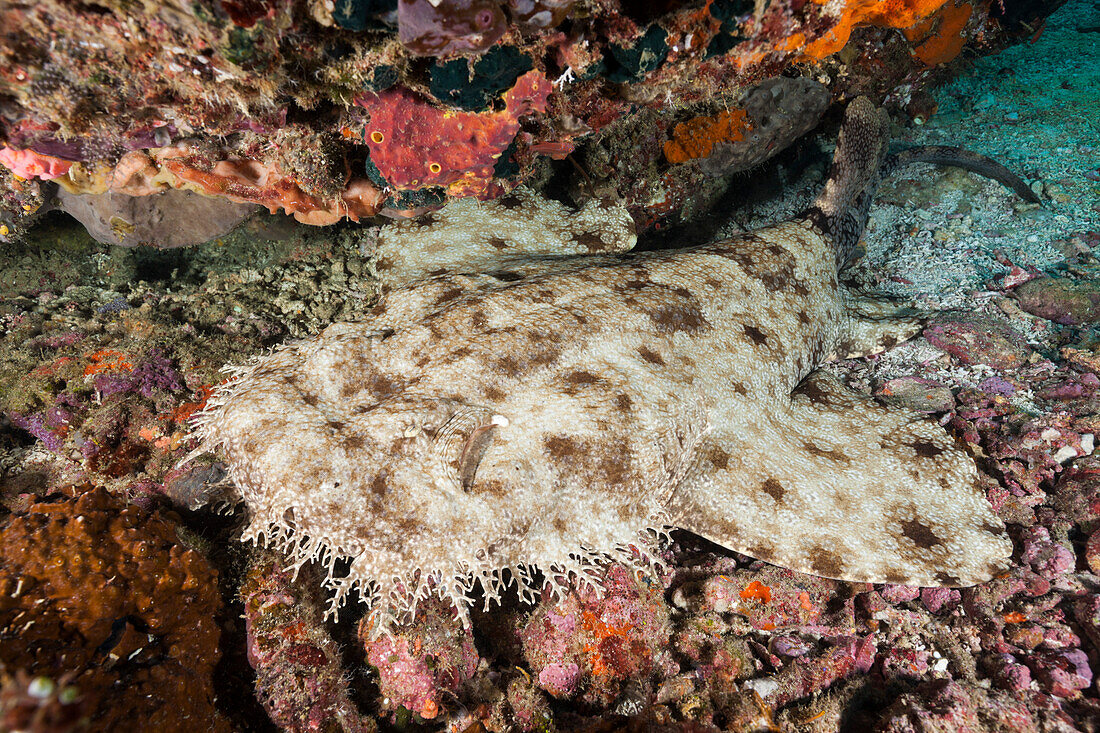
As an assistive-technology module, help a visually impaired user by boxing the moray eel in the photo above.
[193,98,1031,631]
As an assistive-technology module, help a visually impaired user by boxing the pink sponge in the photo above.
[0,145,72,180]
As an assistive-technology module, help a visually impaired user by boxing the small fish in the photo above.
[193,98,1033,631]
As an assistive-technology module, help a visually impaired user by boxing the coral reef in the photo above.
[520,564,677,708]
[0,0,1064,242]
[356,69,552,200]
[242,550,376,732]
[0,486,228,732]
[1,0,1097,730]
[362,596,480,722]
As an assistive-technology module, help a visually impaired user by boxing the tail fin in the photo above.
[805,97,1040,271]
[805,97,891,271]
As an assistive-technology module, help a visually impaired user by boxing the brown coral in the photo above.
[0,487,229,733]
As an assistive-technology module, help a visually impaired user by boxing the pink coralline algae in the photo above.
[1020,525,1075,577]
[765,635,876,709]
[924,317,1034,368]
[876,679,1040,732]
[1027,649,1093,698]
[919,587,961,615]
[357,70,551,198]
[92,348,185,401]
[537,662,580,698]
[241,551,374,733]
[880,584,922,604]
[10,394,83,452]
[361,596,479,721]
[947,361,1098,512]
[0,146,71,180]
[990,653,1033,693]
[520,563,677,708]
[1011,276,1100,326]
[702,566,857,634]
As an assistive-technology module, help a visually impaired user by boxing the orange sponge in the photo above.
[664,108,752,165]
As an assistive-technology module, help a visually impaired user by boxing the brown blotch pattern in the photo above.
[717,239,808,294]
[474,478,508,498]
[760,477,785,503]
[595,447,633,486]
[795,379,833,406]
[637,345,665,365]
[434,287,464,305]
[901,518,945,549]
[367,372,401,399]
[747,544,776,563]
[495,355,523,377]
[573,232,608,252]
[562,370,602,394]
[882,570,908,584]
[544,434,582,459]
[809,546,845,577]
[910,439,945,458]
[981,520,1005,537]
[343,434,366,451]
[705,444,730,470]
[802,441,851,463]
[934,572,962,586]
[648,302,709,334]
[744,324,768,346]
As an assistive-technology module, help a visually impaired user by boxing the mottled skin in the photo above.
[194,100,1017,628]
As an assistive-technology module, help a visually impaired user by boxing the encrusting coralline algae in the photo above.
[191,99,1029,634]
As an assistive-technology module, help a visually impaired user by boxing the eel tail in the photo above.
[883,145,1041,205]
[805,97,1040,271]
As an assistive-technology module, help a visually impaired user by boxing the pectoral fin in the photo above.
[666,372,1011,587]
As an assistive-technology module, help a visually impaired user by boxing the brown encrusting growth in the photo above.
[0,487,228,732]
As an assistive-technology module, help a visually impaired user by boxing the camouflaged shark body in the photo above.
[194,99,1021,628]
